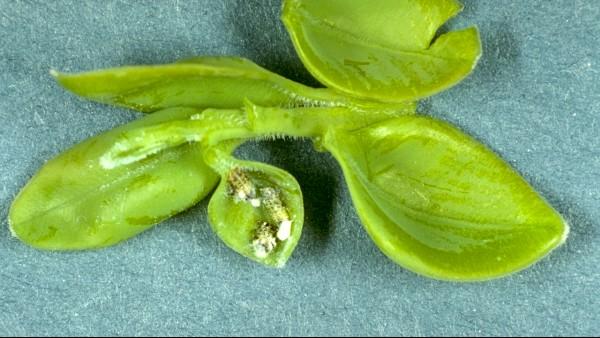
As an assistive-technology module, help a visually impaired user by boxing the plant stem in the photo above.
[100,103,412,170]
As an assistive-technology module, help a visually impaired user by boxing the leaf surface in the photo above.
[9,108,219,249]
[53,56,405,113]
[206,144,304,267]
[324,116,568,280]
[283,0,481,101]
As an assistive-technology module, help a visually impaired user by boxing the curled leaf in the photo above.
[282,0,481,102]
[53,56,407,113]
[52,57,309,112]
[205,144,304,267]
[9,108,219,250]
[324,116,568,281]
[99,108,249,170]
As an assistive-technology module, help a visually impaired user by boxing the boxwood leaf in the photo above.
[324,116,568,281]
[205,143,304,267]
[282,0,481,102]
[9,108,219,250]
[52,56,407,113]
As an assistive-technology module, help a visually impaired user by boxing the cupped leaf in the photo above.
[205,144,304,268]
[52,57,307,113]
[9,108,219,250]
[53,56,416,114]
[98,108,250,170]
[282,0,481,102]
[52,56,392,113]
[323,116,568,281]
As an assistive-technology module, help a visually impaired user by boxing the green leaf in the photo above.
[205,144,304,267]
[98,108,250,170]
[282,0,481,102]
[324,116,568,281]
[51,57,305,113]
[9,108,219,250]
[52,56,407,113]
[53,56,416,114]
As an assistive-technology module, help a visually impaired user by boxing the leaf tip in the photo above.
[559,218,571,246]
[49,68,72,88]
[464,25,483,68]
[7,215,18,239]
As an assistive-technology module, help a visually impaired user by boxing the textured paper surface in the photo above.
[1,0,598,335]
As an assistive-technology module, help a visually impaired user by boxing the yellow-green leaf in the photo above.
[205,144,304,268]
[52,56,397,113]
[9,108,218,250]
[324,116,568,281]
[282,0,481,102]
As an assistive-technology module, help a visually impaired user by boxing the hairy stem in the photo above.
[100,103,412,170]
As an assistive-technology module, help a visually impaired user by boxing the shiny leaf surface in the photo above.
[283,0,481,102]
[52,56,394,113]
[9,108,219,249]
[324,116,568,280]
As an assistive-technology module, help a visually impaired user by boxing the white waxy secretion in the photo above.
[250,198,261,207]
[277,220,292,241]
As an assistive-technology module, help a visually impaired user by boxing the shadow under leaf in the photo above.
[223,0,321,87]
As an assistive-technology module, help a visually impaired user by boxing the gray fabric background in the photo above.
[1,0,599,336]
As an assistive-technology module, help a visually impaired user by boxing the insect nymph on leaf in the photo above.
[226,167,261,207]
[252,221,278,258]
[260,187,292,241]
